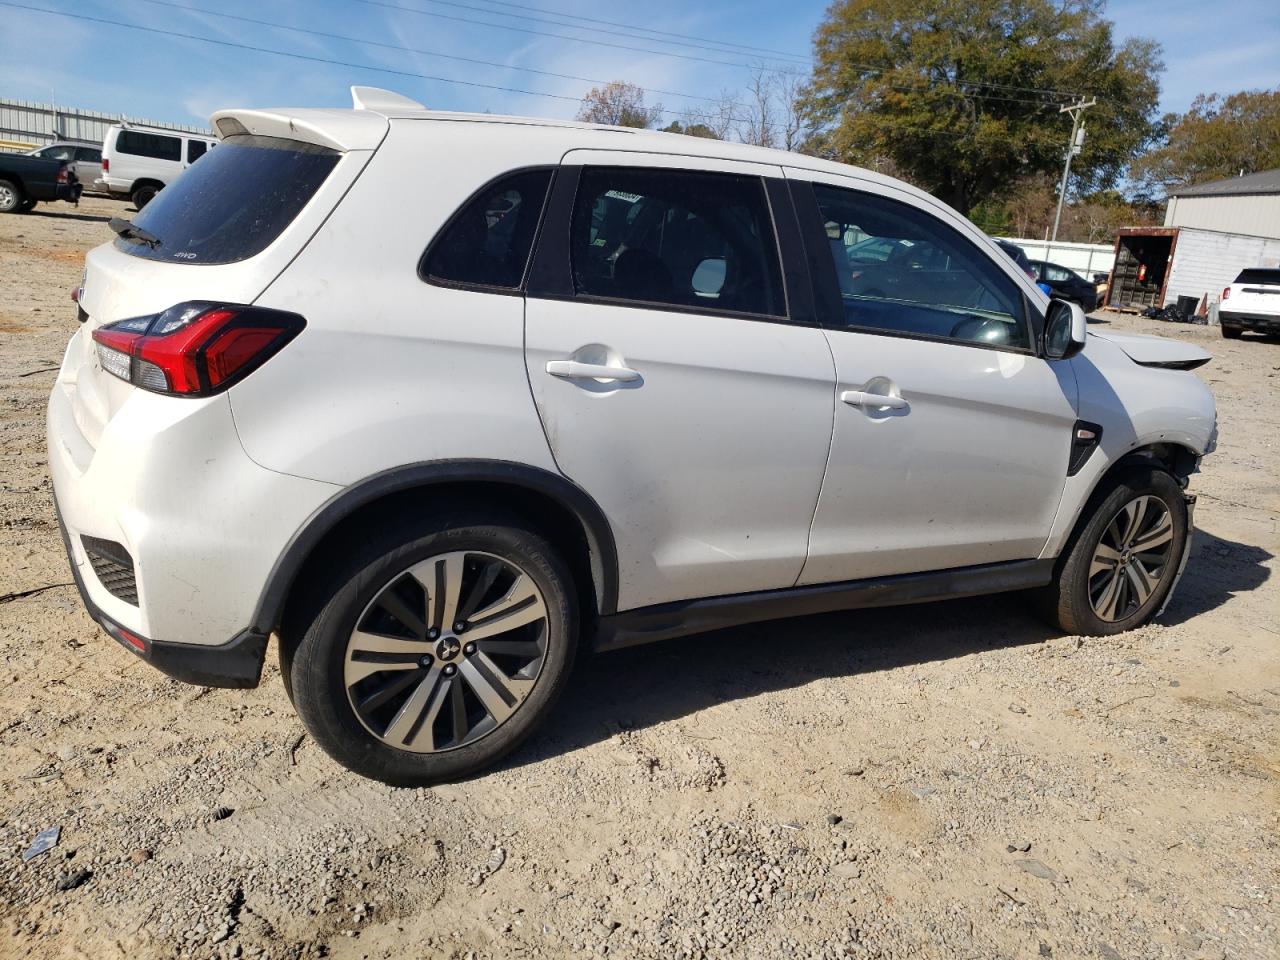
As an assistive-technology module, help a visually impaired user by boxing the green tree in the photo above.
[800,0,1163,215]
[661,120,721,139]
[1131,90,1280,195]
[576,81,663,128]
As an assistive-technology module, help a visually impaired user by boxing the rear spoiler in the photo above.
[209,87,422,153]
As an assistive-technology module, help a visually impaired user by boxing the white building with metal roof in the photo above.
[1163,168,1280,240]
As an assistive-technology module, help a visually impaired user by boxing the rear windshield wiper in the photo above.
[109,217,161,249]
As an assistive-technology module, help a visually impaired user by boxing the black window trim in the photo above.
[526,162,813,328]
[792,177,1047,357]
[417,164,557,298]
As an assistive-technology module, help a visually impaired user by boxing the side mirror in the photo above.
[1044,298,1088,360]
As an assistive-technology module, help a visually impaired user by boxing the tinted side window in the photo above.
[37,145,75,161]
[814,184,1029,349]
[75,147,101,162]
[188,140,208,163]
[116,131,182,162]
[423,169,553,290]
[1045,264,1073,282]
[570,167,786,317]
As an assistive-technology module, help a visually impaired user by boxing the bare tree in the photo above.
[680,90,738,141]
[775,71,805,152]
[738,67,777,148]
[576,81,663,128]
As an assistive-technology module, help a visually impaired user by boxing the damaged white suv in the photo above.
[49,87,1217,785]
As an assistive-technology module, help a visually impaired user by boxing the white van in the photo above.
[98,123,217,209]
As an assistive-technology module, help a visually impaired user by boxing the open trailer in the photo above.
[1108,226,1280,313]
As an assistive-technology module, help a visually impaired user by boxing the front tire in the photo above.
[1040,470,1187,636]
[1221,324,1242,339]
[285,513,577,786]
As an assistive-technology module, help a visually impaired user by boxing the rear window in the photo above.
[118,135,340,265]
[116,130,182,162]
[1234,268,1280,285]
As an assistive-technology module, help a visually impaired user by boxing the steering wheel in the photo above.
[949,314,1012,346]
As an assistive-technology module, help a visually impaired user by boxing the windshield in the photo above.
[117,134,339,265]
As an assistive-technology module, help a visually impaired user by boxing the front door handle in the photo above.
[841,390,909,411]
[546,360,641,382]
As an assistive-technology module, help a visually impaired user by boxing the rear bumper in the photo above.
[1220,310,1280,331]
[55,500,268,688]
[46,329,340,666]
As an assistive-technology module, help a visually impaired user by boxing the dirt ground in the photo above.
[1,195,1277,960]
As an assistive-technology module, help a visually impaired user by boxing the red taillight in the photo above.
[57,164,69,184]
[1222,286,1230,300]
[91,302,304,397]
[101,157,109,173]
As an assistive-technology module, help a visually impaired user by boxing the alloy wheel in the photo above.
[1088,495,1175,622]
[344,550,549,753]
[0,182,17,212]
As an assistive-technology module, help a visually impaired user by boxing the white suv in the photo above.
[49,87,1217,785]
[1219,267,1280,339]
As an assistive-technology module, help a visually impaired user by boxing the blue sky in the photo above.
[0,0,1276,129]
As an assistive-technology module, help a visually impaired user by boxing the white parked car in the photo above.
[97,122,218,209]
[49,88,1217,785]
[1220,267,1280,339]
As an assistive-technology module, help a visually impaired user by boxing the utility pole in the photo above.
[1050,97,1096,244]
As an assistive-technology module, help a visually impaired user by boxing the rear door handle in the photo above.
[841,390,909,411]
[546,360,641,382]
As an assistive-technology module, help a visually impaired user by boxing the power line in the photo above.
[133,0,731,106]
[352,0,808,74]
[134,0,1063,114]
[454,0,811,63]
[0,2,582,103]
[1,0,774,124]
[387,0,810,65]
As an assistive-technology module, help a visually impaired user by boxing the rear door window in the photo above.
[75,147,101,162]
[187,140,208,163]
[116,131,182,162]
[569,166,786,317]
[117,135,339,265]
[422,168,553,290]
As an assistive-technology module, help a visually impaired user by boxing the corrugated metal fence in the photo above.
[0,98,210,151]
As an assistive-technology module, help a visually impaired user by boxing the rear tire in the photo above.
[1038,469,1187,636]
[1220,324,1242,339]
[284,512,577,786]
[131,183,159,209]
[0,178,24,214]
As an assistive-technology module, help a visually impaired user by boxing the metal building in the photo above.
[0,98,209,152]
[1164,169,1280,240]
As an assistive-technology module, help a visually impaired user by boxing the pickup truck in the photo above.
[0,153,81,214]
[1220,267,1280,340]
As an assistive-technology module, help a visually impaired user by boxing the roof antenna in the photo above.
[351,86,425,112]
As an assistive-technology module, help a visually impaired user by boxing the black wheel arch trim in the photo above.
[250,459,620,635]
